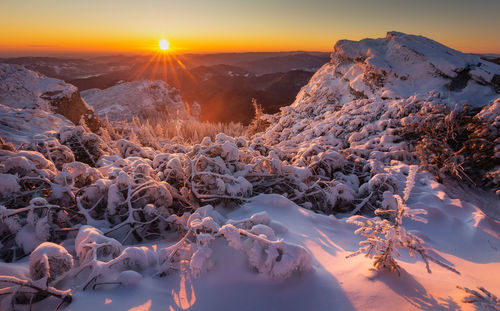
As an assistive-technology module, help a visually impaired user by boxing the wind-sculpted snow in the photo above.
[81,80,191,121]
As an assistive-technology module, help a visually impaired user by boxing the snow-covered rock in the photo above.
[81,80,190,121]
[257,31,500,202]
[0,103,72,145]
[261,31,500,152]
[293,31,500,109]
[0,64,100,131]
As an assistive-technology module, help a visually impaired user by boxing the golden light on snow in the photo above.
[128,299,152,311]
[159,39,170,50]
[170,263,196,310]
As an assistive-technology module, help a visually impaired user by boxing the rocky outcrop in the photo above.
[0,64,101,131]
[81,80,190,121]
[257,32,500,191]
[293,31,500,109]
[40,89,100,131]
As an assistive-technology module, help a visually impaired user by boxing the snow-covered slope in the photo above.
[293,31,499,109]
[259,32,499,191]
[81,80,190,121]
[64,187,500,311]
[0,64,100,130]
[0,104,72,145]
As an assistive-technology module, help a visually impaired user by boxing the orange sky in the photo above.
[1,0,499,56]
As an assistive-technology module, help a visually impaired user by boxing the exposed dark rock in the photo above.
[492,74,500,93]
[41,90,101,131]
[448,67,471,91]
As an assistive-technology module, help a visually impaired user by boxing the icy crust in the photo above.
[293,31,500,109]
[81,80,190,121]
[0,104,72,145]
[0,64,78,111]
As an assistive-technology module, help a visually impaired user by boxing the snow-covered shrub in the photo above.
[62,161,102,188]
[400,103,499,189]
[117,139,155,159]
[0,275,72,311]
[0,197,77,262]
[0,150,58,209]
[111,246,157,271]
[63,226,159,291]
[29,242,73,284]
[31,135,75,170]
[155,205,223,277]
[105,173,177,242]
[347,166,459,275]
[75,226,121,263]
[219,223,312,279]
[354,172,400,214]
[59,126,109,166]
[154,206,311,280]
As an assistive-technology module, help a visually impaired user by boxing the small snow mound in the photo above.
[0,173,20,197]
[116,270,143,286]
[75,226,121,263]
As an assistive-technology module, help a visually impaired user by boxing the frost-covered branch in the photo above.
[457,286,500,310]
[347,166,459,275]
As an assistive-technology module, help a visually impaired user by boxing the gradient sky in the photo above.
[1,0,499,56]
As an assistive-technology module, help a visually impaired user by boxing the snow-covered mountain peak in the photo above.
[259,32,499,192]
[81,80,191,121]
[293,32,500,109]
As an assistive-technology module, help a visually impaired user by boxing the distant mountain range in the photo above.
[0,52,329,124]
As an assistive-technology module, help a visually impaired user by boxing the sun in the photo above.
[159,39,170,50]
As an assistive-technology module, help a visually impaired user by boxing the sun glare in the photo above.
[159,39,170,51]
